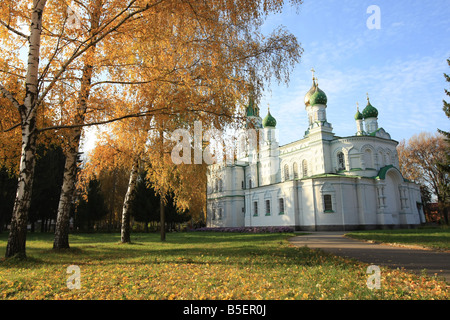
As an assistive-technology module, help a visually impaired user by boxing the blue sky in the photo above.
[259,0,450,146]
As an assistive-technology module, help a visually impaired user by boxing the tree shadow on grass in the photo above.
[0,232,349,271]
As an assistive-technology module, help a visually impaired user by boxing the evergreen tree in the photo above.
[0,166,17,233]
[29,144,66,232]
[165,194,190,231]
[438,58,450,138]
[437,57,450,224]
[130,174,191,232]
[130,172,160,232]
[75,178,108,231]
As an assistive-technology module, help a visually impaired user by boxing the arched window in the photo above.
[364,149,373,169]
[323,195,333,212]
[378,151,385,168]
[302,160,308,177]
[293,162,299,179]
[337,152,345,171]
[253,201,258,216]
[265,200,271,216]
[385,152,392,166]
[278,198,285,215]
[284,164,289,181]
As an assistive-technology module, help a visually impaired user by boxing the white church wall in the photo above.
[314,181,342,228]
[296,180,316,228]
[207,196,245,228]
[357,180,379,225]
[338,180,360,226]
[244,181,296,227]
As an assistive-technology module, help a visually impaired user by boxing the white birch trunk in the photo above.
[5,0,47,258]
[53,2,101,249]
[53,64,92,249]
[121,159,139,243]
[53,127,82,249]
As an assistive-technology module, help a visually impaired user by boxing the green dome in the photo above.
[304,79,317,106]
[362,101,378,118]
[262,109,277,128]
[309,87,327,106]
[354,108,363,120]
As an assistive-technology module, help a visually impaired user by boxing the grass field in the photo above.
[345,227,450,251]
[0,231,448,300]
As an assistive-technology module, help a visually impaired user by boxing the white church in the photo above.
[206,72,426,231]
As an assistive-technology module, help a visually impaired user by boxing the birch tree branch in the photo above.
[36,0,165,107]
[0,19,29,39]
[0,83,21,109]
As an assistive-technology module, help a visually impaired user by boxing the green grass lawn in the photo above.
[345,227,450,251]
[0,231,448,300]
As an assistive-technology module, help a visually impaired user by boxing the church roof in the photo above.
[305,68,327,107]
[354,104,363,120]
[246,95,258,117]
[362,94,378,118]
[304,78,317,106]
[309,86,327,106]
[262,108,277,128]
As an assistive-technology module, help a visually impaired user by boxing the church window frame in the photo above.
[284,164,289,181]
[363,147,375,170]
[265,199,271,216]
[293,162,299,179]
[253,201,258,216]
[321,182,336,213]
[278,198,285,215]
[323,194,333,213]
[302,160,308,177]
[337,152,345,171]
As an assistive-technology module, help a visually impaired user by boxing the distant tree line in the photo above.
[0,147,191,233]
[0,144,65,233]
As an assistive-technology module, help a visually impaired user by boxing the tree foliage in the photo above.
[438,58,450,139]
[0,0,302,257]
[437,57,450,220]
[397,132,449,224]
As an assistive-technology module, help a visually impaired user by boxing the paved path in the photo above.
[288,232,450,283]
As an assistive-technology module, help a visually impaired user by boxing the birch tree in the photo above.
[1,0,302,256]
[0,0,169,258]
[1,0,47,258]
